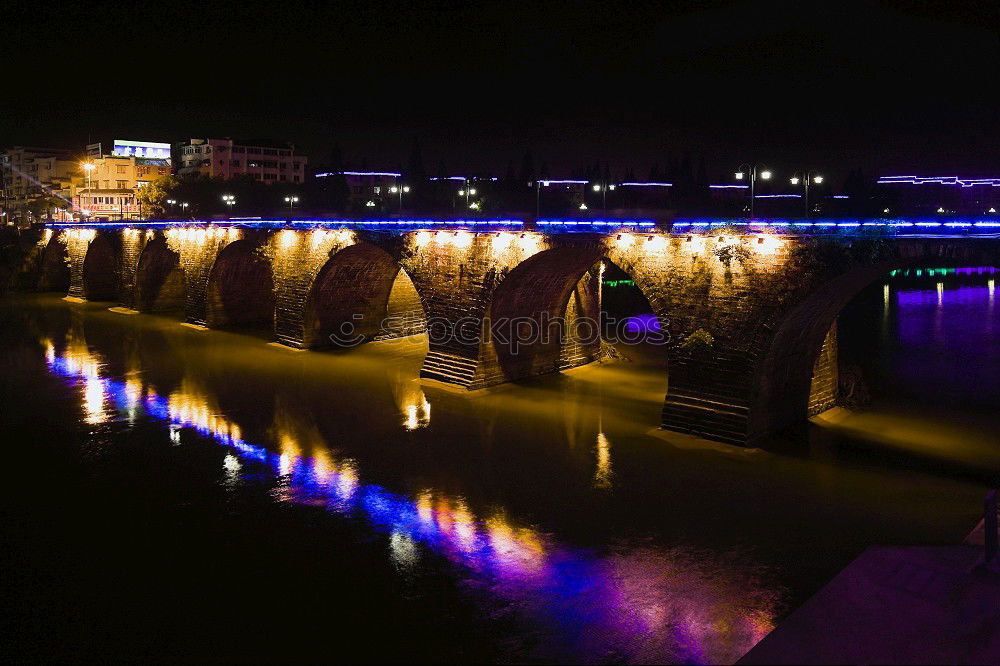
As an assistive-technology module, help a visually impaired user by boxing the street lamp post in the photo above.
[284,195,299,214]
[735,164,771,218]
[535,180,549,219]
[790,172,823,218]
[591,182,616,213]
[389,185,410,212]
[457,178,477,210]
[222,194,236,216]
[82,162,95,220]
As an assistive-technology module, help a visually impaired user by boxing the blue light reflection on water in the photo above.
[42,341,777,664]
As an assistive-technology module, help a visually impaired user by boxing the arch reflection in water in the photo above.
[42,340,777,664]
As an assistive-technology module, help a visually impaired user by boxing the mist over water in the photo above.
[2,272,996,662]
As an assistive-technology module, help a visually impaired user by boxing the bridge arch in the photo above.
[205,238,275,330]
[478,244,665,386]
[484,246,604,383]
[302,241,425,348]
[748,241,1000,443]
[38,234,70,293]
[134,235,185,314]
[81,233,119,301]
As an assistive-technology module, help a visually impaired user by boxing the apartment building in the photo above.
[176,138,307,184]
[0,146,76,224]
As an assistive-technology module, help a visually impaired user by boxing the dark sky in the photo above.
[3,0,998,181]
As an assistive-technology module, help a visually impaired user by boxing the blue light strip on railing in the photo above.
[43,217,1000,235]
[670,218,1000,234]
[536,219,657,230]
[47,219,527,231]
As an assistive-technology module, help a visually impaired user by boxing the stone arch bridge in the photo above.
[31,218,1000,446]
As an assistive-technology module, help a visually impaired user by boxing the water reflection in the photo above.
[41,332,776,663]
[830,272,1000,471]
[594,432,613,489]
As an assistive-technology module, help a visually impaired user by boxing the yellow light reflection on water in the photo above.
[83,375,105,424]
[404,396,431,430]
[594,432,613,489]
[40,322,787,664]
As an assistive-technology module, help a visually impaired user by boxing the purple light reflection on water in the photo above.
[42,341,778,664]
[625,313,662,334]
[891,283,1000,403]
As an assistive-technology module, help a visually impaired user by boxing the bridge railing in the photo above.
[42,216,1000,236]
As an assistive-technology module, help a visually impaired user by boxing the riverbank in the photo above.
[739,517,1000,664]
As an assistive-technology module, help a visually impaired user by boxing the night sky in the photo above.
[3,0,997,181]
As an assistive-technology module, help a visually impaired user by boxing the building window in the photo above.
[117,180,127,189]
[116,165,126,174]
[232,160,241,167]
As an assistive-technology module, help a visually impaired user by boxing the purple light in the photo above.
[624,313,662,334]
[754,194,801,198]
[709,184,749,189]
[618,182,673,187]
[537,179,589,185]
[316,171,402,178]
[878,175,1000,188]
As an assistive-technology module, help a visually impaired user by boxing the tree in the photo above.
[136,175,179,218]
[27,195,69,222]
[519,149,535,184]
[405,137,426,182]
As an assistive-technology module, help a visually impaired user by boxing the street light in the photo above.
[389,185,409,211]
[789,172,824,217]
[81,163,95,216]
[591,182,615,212]
[535,180,548,218]
[284,195,299,213]
[735,164,771,217]
[222,194,236,215]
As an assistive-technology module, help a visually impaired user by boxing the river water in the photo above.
[2,270,997,663]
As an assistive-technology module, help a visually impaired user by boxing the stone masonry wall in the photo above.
[807,321,838,416]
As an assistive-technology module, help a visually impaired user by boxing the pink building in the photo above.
[176,138,307,184]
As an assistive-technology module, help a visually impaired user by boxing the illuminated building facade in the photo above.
[0,146,76,225]
[176,138,307,184]
[74,140,172,220]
